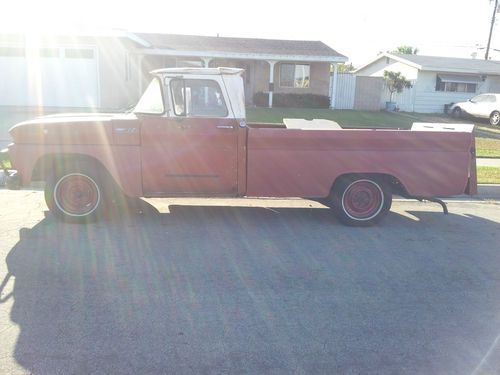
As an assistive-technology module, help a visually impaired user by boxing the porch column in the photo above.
[330,63,338,110]
[202,57,213,67]
[267,60,277,108]
[138,54,144,95]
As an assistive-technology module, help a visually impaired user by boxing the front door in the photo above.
[141,77,239,195]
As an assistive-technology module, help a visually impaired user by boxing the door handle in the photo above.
[114,127,138,133]
[216,125,235,129]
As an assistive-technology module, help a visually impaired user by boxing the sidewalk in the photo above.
[477,158,500,167]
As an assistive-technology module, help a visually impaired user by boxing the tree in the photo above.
[337,63,356,73]
[392,46,419,55]
[383,70,412,103]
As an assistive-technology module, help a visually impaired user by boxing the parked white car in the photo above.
[450,93,500,126]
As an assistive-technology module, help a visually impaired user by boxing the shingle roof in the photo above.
[134,33,346,59]
[393,53,500,75]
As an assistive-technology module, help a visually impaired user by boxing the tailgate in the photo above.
[412,122,477,195]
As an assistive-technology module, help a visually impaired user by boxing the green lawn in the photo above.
[477,167,500,184]
[0,153,11,168]
[247,108,500,158]
[247,108,414,128]
[475,138,500,158]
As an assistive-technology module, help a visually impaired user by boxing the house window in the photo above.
[65,48,94,59]
[170,79,228,117]
[39,48,59,58]
[0,47,25,57]
[435,75,478,93]
[279,63,310,88]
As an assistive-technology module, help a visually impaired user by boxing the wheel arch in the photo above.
[32,153,107,181]
[31,153,129,197]
[331,172,409,197]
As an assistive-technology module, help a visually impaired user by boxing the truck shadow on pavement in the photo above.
[2,203,500,374]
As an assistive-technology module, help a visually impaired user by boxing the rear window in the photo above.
[170,79,228,117]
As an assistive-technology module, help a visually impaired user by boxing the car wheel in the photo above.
[45,162,105,223]
[451,107,462,119]
[331,176,392,226]
[490,111,500,126]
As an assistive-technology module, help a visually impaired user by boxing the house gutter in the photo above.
[132,48,347,63]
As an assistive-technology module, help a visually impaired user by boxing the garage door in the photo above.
[0,46,99,108]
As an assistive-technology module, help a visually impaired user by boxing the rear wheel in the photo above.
[490,111,500,126]
[45,162,105,223]
[330,176,392,226]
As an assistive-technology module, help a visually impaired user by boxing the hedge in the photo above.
[253,92,330,108]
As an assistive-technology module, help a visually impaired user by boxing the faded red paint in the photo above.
[8,115,476,200]
[246,126,475,198]
[8,143,143,197]
[140,116,239,196]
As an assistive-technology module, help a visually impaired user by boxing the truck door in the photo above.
[140,77,239,195]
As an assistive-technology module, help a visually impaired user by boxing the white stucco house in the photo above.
[355,52,500,113]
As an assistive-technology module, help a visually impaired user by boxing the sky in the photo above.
[1,0,499,66]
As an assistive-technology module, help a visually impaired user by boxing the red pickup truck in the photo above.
[3,67,476,226]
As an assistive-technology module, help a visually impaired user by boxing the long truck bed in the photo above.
[245,121,476,198]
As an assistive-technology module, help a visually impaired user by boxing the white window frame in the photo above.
[435,76,478,93]
[279,63,311,89]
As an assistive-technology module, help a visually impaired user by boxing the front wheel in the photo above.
[330,176,392,226]
[490,111,500,126]
[451,107,462,119]
[45,163,105,223]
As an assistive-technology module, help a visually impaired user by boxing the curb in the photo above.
[475,184,500,199]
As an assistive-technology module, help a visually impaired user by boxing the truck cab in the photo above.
[135,68,247,196]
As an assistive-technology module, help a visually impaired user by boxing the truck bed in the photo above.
[245,122,475,198]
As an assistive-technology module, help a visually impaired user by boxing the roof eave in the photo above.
[151,67,244,75]
[134,48,347,63]
[354,52,422,73]
[420,67,500,75]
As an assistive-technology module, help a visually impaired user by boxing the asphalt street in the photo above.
[1,190,500,374]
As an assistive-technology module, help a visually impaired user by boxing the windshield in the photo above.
[133,78,164,114]
[470,95,484,103]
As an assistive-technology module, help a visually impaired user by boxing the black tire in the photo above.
[330,176,392,226]
[451,107,462,119]
[489,111,500,126]
[44,161,106,223]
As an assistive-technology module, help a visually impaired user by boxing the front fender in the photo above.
[9,144,143,197]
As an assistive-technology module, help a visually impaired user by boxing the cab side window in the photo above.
[170,79,228,117]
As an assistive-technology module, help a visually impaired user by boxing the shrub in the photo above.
[253,92,330,108]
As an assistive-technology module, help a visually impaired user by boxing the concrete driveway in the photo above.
[1,191,500,374]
